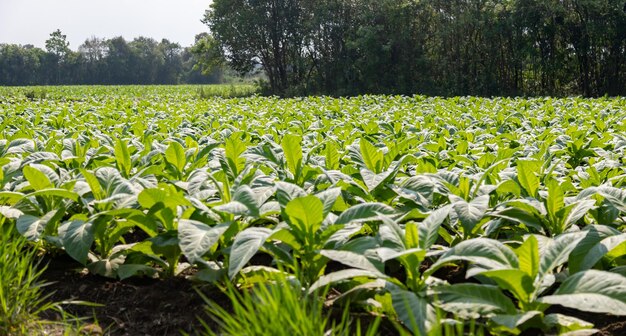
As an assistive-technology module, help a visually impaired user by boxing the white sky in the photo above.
[0,0,211,49]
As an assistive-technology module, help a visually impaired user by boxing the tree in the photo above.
[204,0,309,94]
[45,29,71,84]
[190,33,224,79]
[45,29,70,60]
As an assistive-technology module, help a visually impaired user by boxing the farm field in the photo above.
[1,86,626,335]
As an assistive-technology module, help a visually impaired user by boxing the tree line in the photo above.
[0,30,223,86]
[206,0,626,97]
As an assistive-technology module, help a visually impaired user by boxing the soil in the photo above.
[39,255,222,336]
[37,256,626,336]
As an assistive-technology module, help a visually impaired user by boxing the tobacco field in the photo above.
[1,86,626,335]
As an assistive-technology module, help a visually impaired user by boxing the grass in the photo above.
[0,225,55,334]
[197,275,380,336]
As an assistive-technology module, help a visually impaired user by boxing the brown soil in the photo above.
[39,256,223,336]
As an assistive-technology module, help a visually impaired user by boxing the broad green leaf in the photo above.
[215,186,260,217]
[28,188,79,201]
[427,238,519,277]
[80,169,106,200]
[16,209,63,241]
[543,314,596,335]
[308,269,385,293]
[334,203,395,225]
[138,186,191,209]
[114,139,132,177]
[545,179,564,223]
[435,283,517,317]
[325,140,340,170]
[539,232,585,276]
[178,219,231,263]
[0,191,25,205]
[58,219,95,265]
[405,222,419,250]
[224,133,246,177]
[117,264,157,280]
[490,311,543,331]
[389,285,431,335]
[228,227,273,278]
[284,195,324,233]
[569,227,626,274]
[556,199,595,231]
[418,205,450,249]
[359,138,384,173]
[87,254,126,278]
[165,141,186,173]
[452,195,489,235]
[539,270,626,315]
[320,250,383,274]
[516,235,539,278]
[281,134,302,177]
[481,269,535,304]
[315,187,341,218]
[23,165,53,190]
[516,159,541,197]
[274,181,306,206]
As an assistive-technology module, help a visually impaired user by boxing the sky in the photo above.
[0,0,210,49]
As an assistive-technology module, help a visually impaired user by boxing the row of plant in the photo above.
[1,87,626,334]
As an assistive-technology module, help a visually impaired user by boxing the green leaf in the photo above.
[315,187,341,218]
[569,226,626,274]
[114,139,132,177]
[516,159,541,197]
[285,196,324,233]
[178,219,231,263]
[545,179,564,223]
[308,269,385,293]
[556,199,595,231]
[418,206,450,249]
[539,270,626,315]
[117,264,157,280]
[325,140,340,170]
[214,185,260,217]
[539,232,585,276]
[80,169,106,200]
[516,235,539,278]
[435,283,517,317]
[165,141,186,173]
[427,238,518,277]
[359,138,384,173]
[481,269,535,304]
[224,133,246,177]
[452,195,489,235]
[389,285,431,335]
[320,250,383,274]
[58,219,95,265]
[28,188,79,201]
[281,134,302,178]
[228,227,273,279]
[543,314,596,335]
[23,165,53,190]
[16,209,63,241]
[490,311,543,331]
[138,186,191,209]
[334,203,395,225]
[405,222,419,250]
